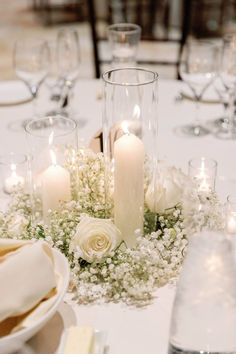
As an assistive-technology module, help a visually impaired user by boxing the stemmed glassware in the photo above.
[45,39,64,116]
[212,75,231,131]
[217,34,236,139]
[13,38,49,118]
[57,29,80,118]
[179,40,219,137]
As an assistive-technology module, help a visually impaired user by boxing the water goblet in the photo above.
[217,34,236,139]
[45,39,65,116]
[179,40,219,137]
[13,38,49,118]
[57,29,80,119]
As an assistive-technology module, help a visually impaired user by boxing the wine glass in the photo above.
[217,34,236,140]
[14,38,49,118]
[57,29,80,118]
[45,39,64,116]
[179,40,219,137]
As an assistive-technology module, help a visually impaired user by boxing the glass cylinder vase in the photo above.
[102,68,158,248]
[25,115,78,222]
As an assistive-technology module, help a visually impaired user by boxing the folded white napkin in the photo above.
[0,239,60,336]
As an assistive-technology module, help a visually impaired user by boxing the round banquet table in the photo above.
[0,78,235,354]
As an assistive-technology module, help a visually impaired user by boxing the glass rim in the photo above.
[24,115,77,139]
[108,23,141,35]
[14,38,47,46]
[0,152,28,166]
[102,67,158,86]
[57,27,78,34]
[188,157,217,169]
[185,39,217,48]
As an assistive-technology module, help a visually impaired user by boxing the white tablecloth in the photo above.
[0,79,235,354]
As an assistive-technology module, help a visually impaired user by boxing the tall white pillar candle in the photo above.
[41,151,71,219]
[114,133,144,248]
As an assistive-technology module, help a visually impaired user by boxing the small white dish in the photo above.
[0,248,70,354]
[0,81,32,106]
[58,328,107,354]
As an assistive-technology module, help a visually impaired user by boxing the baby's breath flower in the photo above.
[0,148,224,305]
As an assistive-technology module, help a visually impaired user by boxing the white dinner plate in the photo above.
[0,81,32,106]
[57,328,107,354]
[181,84,220,104]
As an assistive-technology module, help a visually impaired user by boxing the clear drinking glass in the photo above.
[168,231,236,354]
[108,23,141,68]
[102,68,158,248]
[179,40,219,137]
[14,38,49,118]
[218,34,236,139]
[57,29,80,118]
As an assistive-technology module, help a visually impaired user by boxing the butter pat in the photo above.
[63,326,94,354]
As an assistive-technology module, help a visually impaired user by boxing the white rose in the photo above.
[145,167,187,213]
[8,215,29,237]
[71,216,121,263]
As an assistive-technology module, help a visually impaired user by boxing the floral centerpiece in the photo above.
[0,148,224,305]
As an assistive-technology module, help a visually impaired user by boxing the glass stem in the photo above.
[223,101,229,119]
[31,86,38,118]
[228,89,235,134]
[195,96,201,127]
[61,81,74,117]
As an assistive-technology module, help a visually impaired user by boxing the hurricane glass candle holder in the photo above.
[25,115,78,221]
[0,153,29,194]
[108,23,141,68]
[188,157,217,192]
[102,68,158,247]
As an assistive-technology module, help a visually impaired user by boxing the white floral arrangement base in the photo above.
[0,149,224,305]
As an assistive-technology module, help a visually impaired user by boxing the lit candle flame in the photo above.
[50,150,57,166]
[10,164,16,172]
